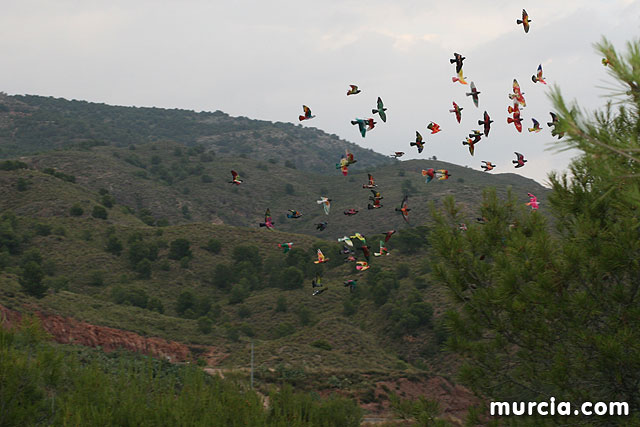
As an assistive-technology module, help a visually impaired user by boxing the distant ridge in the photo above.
[0,93,392,173]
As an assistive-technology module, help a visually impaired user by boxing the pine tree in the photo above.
[430,38,640,420]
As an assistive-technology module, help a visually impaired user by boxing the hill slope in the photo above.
[21,141,549,237]
[0,93,391,174]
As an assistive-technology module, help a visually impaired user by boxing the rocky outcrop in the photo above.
[0,304,225,364]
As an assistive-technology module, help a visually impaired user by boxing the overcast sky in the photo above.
[1,1,639,185]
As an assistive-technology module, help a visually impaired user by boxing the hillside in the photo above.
[20,141,548,237]
[0,163,488,421]
[0,94,548,423]
[0,93,391,174]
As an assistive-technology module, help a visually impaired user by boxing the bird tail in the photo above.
[449,58,456,64]
[299,115,306,121]
[517,19,523,24]
[452,77,459,83]
[410,142,417,147]
[507,117,514,124]
[418,147,423,153]
[350,120,358,125]
[532,75,537,83]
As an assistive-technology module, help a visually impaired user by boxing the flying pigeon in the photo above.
[517,9,531,33]
[528,118,542,133]
[466,82,480,107]
[395,195,411,224]
[317,197,331,215]
[509,79,527,107]
[422,168,436,183]
[259,209,275,230]
[450,52,465,74]
[526,192,539,210]
[390,152,405,158]
[427,121,441,134]
[362,173,377,189]
[513,152,527,168]
[481,161,496,171]
[462,137,478,156]
[351,118,376,138]
[507,103,523,132]
[410,131,425,153]
[347,85,361,95]
[314,249,330,264]
[450,102,463,123]
[478,111,493,137]
[299,105,315,121]
[229,170,243,185]
[372,97,387,122]
[437,169,451,180]
[531,64,546,84]
[278,242,293,253]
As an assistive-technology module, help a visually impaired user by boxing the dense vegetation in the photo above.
[0,318,362,426]
[431,39,640,424]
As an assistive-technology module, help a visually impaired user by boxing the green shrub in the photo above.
[237,305,251,318]
[20,261,47,298]
[91,205,108,220]
[205,238,222,253]
[197,316,212,334]
[87,270,105,287]
[69,204,84,216]
[105,236,123,256]
[274,323,296,338]
[275,296,287,313]
[311,340,332,351]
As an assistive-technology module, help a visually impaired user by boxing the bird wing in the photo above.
[303,105,311,117]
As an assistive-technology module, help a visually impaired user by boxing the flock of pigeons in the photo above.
[226,10,563,295]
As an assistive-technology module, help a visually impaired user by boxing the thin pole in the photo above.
[250,341,254,389]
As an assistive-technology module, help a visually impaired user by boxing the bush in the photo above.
[69,204,84,216]
[237,305,251,318]
[297,306,312,326]
[343,299,357,316]
[34,223,52,236]
[281,266,303,290]
[395,263,411,279]
[212,264,234,290]
[284,183,295,195]
[105,236,123,256]
[274,323,296,338]
[20,261,47,298]
[204,238,221,254]
[228,283,249,304]
[180,256,190,269]
[16,177,29,191]
[91,206,108,220]
[275,296,287,313]
[311,340,332,351]
[87,270,105,287]
[176,291,196,316]
[135,259,152,279]
[197,316,212,334]
[101,194,115,208]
